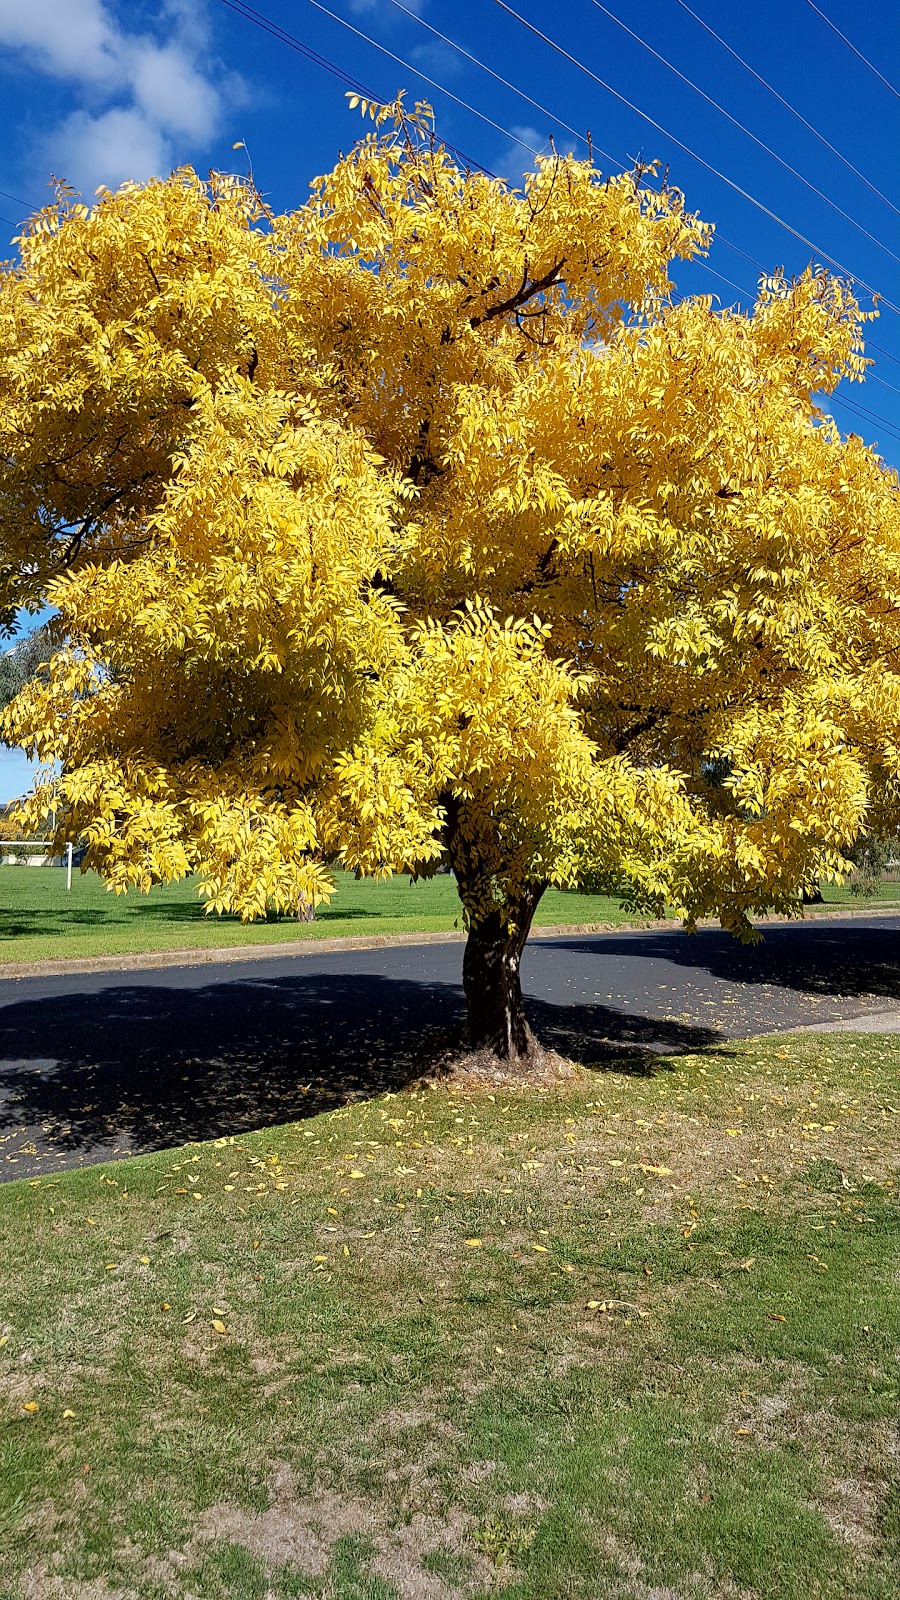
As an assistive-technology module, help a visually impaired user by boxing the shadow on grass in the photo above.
[0,904,386,940]
[0,969,717,1176]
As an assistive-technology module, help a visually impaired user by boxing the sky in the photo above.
[0,0,898,801]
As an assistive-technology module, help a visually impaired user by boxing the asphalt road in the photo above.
[1,915,898,1180]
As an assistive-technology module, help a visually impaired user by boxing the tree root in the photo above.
[410,1028,583,1090]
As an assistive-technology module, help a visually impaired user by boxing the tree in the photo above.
[2,99,899,1066]
[0,623,51,720]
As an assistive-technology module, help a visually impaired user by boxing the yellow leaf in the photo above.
[22,1401,39,1413]
[211,1319,227,1334]
[465,1238,482,1247]
[62,1409,76,1419]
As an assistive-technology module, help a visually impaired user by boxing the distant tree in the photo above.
[848,831,898,896]
[2,100,900,1067]
[0,624,51,727]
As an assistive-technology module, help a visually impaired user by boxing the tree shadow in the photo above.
[546,920,900,1004]
[0,970,717,1177]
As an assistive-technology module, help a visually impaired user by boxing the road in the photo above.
[1,915,897,1180]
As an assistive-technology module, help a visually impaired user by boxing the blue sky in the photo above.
[1,0,898,801]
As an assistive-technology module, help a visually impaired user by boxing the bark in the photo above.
[296,894,316,923]
[461,884,545,1062]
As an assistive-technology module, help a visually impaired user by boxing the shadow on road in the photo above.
[548,921,900,1000]
[0,971,717,1172]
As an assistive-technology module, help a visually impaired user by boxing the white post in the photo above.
[66,841,73,892]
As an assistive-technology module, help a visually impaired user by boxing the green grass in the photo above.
[2,1033,898,1599]
[0,867,638,965]
[1,870,890,966]
[1,866,897,968]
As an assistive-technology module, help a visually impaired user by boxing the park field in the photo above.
[0,865,898,966]
[1,1031,898,1599]
[0,867,638,966]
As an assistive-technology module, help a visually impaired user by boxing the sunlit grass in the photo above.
[1,1032,898,1598]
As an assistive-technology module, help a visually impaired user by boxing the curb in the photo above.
[0,902,896,983]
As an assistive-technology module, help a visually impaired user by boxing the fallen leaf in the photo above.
[22,1402,38,1413]
[139,1256,150,1266]
[465,1238,482,1247]
[767,1313,787,1323]
[211,1320,227,1334]
[532,1244,549,1253]
[62,1409,76,1419]
[639,1164,672,1176]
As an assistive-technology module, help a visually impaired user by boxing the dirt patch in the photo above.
[19,1572,135,1600]
[183,1462,498,1596]
[821,1476,879,1555]
[371,1507,498,1600]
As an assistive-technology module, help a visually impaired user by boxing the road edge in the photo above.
[0,902,897,982]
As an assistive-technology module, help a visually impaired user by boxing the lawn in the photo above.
[1,1033,898,1599]
[0,866,897,968]
[0,867,639,966]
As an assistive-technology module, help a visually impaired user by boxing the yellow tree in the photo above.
[3,99,899,1064]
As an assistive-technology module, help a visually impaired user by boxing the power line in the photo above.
[588,0,900,263]
[302,0,546,159]
[828,391,900,443]
[489,0,899,315]
[385,0,900,404]
[220,0,900,441]
[672,0,900,218]
[385,0,618,167]
[0,187,34,212]
[803,0,900,100]
[216,0,496,173]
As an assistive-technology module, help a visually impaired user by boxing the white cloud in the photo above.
[409,39,463,80]
[0,0,238,195]
[494,125,545,185]
[53,106,172,192]
[348,0,425,16]
[129,42,220,141]
[0,0,118,83]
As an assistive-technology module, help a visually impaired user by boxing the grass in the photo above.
[1,1032,898,1599]
[0,866,897,968]
[0,867,639,966]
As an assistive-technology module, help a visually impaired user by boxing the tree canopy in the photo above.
[2,98,899,1061]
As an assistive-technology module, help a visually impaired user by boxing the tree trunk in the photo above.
[461,884,545,1062]
[296,894,315,923]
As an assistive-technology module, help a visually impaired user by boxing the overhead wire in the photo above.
[671,0,900,217]
[803,0,900,100]
[385,0,619,167]
[489,0,899,315]
[383,0,900,407]
[220,0,900,438]
[302,0,546,158]
[216,0,497,173]
[588,0,900,262]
